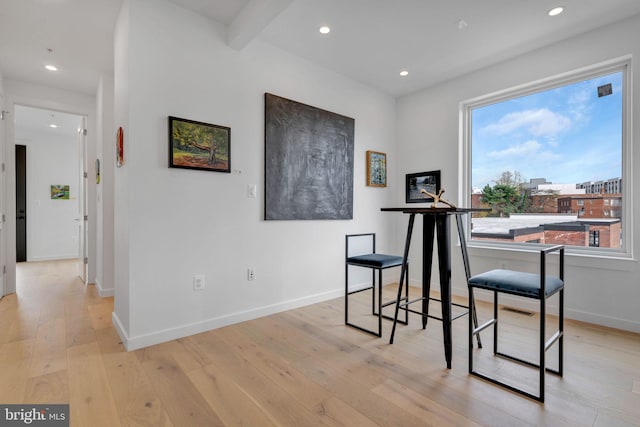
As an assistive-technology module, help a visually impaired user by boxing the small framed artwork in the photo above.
[169,116,230,173]
[51,185,70,200]
[406,170,441,203]
[366,150,387,187]
[116,126,124,167]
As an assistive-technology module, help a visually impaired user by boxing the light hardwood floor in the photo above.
[1,259,639,426]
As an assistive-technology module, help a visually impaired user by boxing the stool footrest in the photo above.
[545,331,563,352]
[495,351,563,375]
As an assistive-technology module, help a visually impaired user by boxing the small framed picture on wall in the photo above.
[366,150,387,187]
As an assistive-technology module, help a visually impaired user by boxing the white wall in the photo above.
[397,15,640,332]
[3,80,96,293]
[15,130,79,261]
[96,74,115,296]
[113,0,398,349]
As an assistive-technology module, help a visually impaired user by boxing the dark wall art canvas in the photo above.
[265,93,354,220]
[169,116,230,173]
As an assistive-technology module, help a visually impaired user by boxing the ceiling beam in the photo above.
[228,0,293,50]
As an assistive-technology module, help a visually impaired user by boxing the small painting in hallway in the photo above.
[169,116,231,173]
[51,185,70,200]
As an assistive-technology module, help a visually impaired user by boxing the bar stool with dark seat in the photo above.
[345,233,408,337]
[468,244,565,402]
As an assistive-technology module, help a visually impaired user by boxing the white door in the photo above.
[77,117,87,282]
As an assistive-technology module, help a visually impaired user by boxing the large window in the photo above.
[462,58,631,255]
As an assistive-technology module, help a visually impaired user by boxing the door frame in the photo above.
[2,96,92,296]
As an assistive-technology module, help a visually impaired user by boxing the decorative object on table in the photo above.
[264,93,354,220]
[95,159,101,184]
[420,188,456,208]
[405,170,441,203]
[116,126,125,168]
[366,150,387,187]
[51,185,70,200]
[168,116,230,173]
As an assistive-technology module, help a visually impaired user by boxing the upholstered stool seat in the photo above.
[468,245,565,403]
[347,254,404,269]
[469,269,564,298]
[345,234,408,337]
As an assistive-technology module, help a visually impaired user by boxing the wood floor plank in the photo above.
[0,339,34,403]
[95,328,174,427]
[372,378,482,427]
[29,317,67,378]
[67,342,122,427]
[191,330,344,427]
[24,370,69,404]
[187,364,279,427]
[216,325,334,410]
[137,348,224,427]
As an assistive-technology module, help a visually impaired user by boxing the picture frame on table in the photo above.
[405,170,441,203]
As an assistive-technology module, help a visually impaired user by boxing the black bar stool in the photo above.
[468,245,565,402]
[345,233,408,337]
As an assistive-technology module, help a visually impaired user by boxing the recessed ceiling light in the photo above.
[319,26,330,34]
[45,64,58,71]
[548,6,564,16]
[400,70,409,77]
[49,124,58,128]
[457,19,468,30]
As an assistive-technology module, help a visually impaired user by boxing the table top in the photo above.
[381,207,489,214]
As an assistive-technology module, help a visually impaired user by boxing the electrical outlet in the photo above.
[247,268,255,281]
[193,274,205,290]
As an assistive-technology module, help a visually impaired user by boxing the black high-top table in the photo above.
[381,207,485,369]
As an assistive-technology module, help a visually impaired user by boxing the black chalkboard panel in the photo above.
[265,93,354,220]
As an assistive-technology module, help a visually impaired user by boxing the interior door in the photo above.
[15,145,26,262]
[77,118,87,282]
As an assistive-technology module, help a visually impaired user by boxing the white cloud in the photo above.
[483,108,571,137]
[488,140,541,158]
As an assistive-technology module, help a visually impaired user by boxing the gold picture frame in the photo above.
[366,150,387,187]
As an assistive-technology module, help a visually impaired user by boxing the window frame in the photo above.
[459,56,633,259]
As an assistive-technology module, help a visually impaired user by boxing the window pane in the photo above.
[470,71,623,250]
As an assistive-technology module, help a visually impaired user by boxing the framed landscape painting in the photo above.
[169,116,230,173]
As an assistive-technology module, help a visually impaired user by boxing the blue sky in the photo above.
[472,71,623,191]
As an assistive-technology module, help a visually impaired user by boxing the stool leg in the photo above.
[493,291,498,355]
[345,263,349,326]
[540,293,546,402]
[377,269,383,337]
[559,288,564,376]
[371,269,376,315]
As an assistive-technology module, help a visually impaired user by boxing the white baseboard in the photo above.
[94,279,114,297]
[115,288,344,351]
[28,254,77,262]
